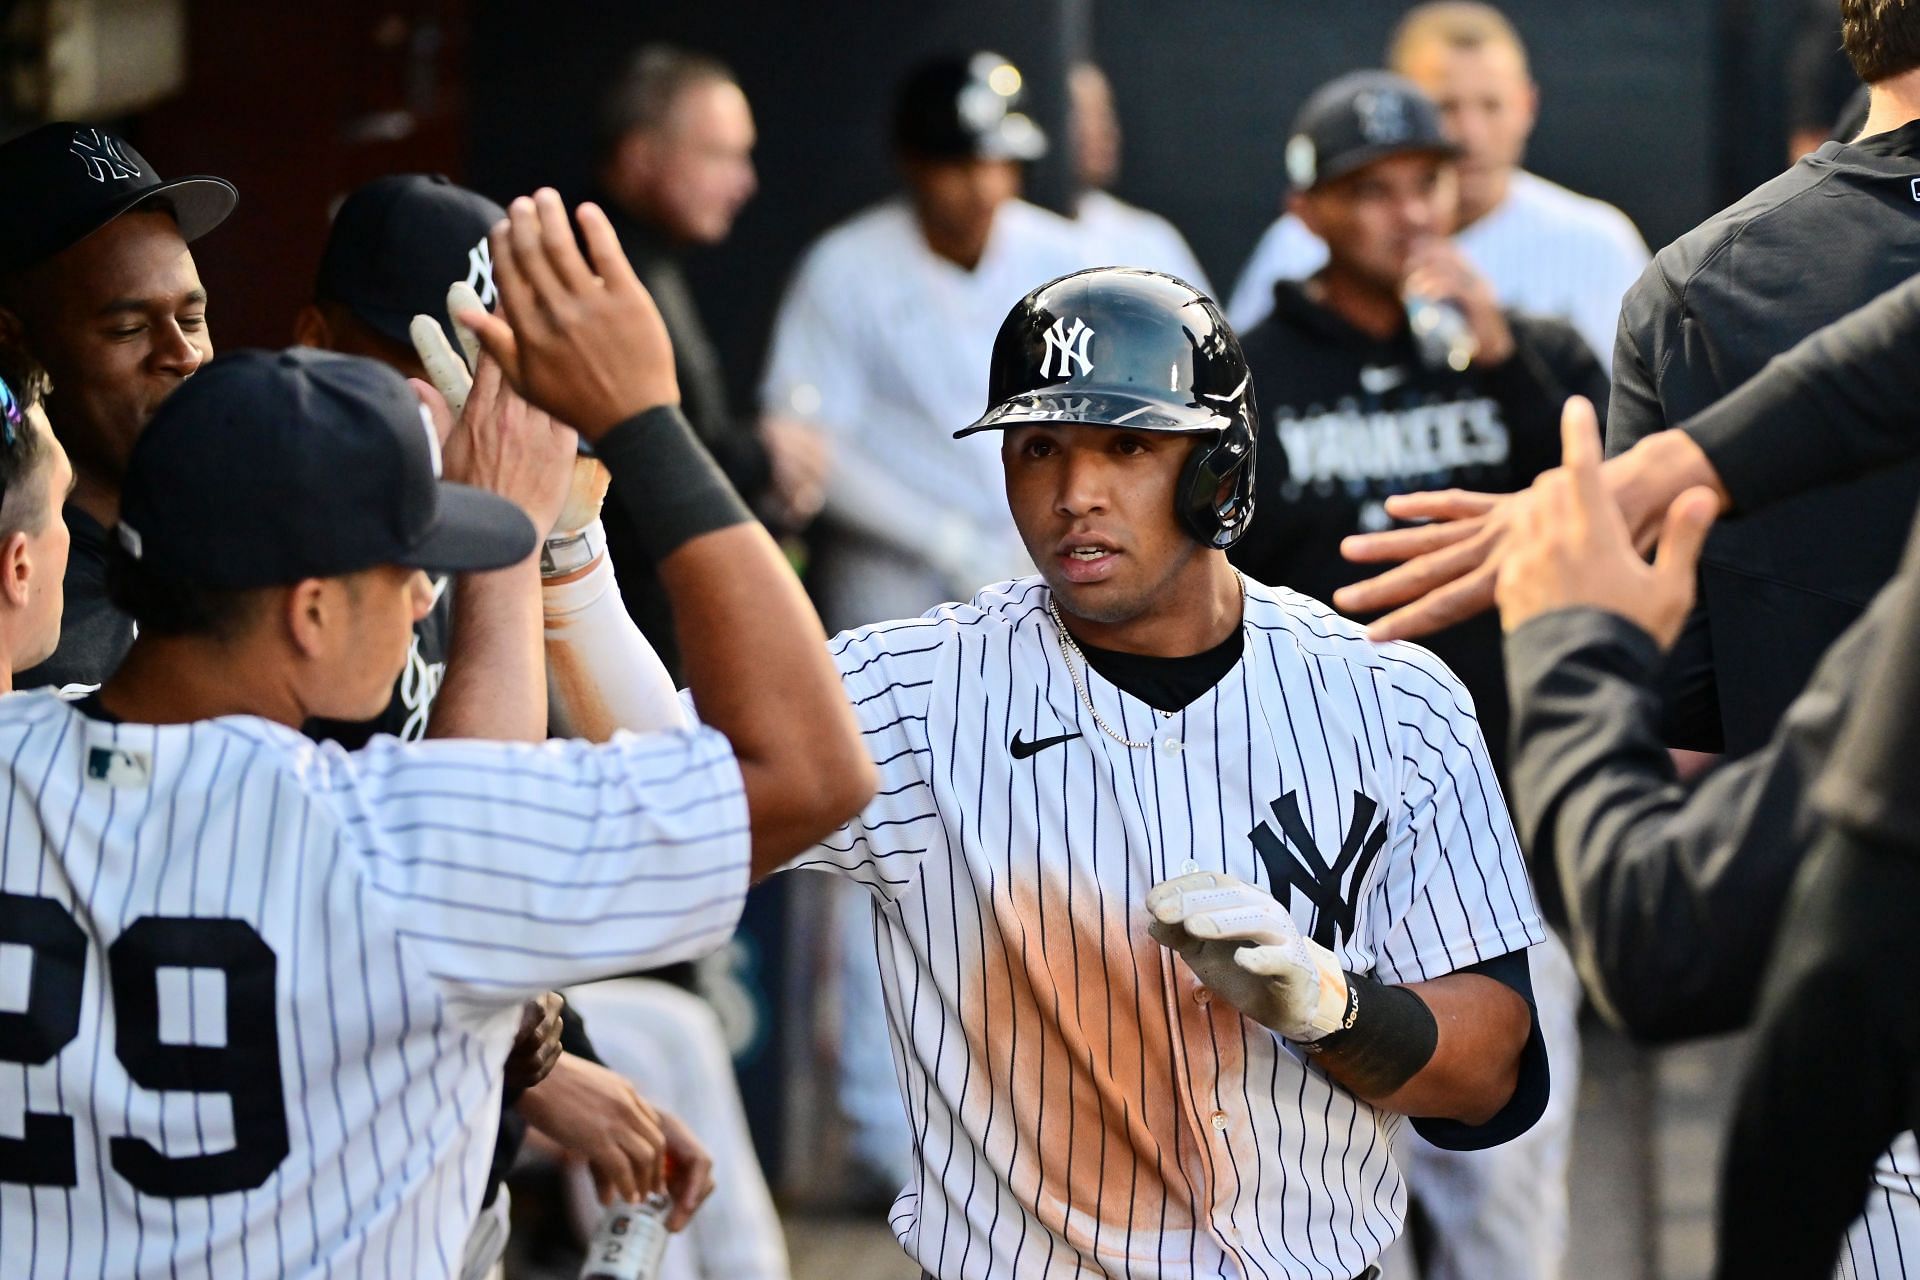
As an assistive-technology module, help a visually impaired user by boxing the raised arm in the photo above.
[463,189,875,876]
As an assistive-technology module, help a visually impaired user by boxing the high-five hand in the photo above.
[459,188,680,440]
[1493,398,1719,647]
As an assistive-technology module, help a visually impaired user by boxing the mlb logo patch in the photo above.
[1910,177,1920,202]
[87,746,150,787]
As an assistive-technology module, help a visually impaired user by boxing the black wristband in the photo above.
[1308,970,1439,1096]
[593,404,755,563]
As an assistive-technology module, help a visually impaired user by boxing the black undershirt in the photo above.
[1073,625,1245,713]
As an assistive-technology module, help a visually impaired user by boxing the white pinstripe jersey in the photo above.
[1842,1134,1920,1280]
[0,693,749,1280]
[791,576,1545,1280]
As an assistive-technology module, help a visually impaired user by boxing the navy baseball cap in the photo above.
[894,53,1047,161]
[0,122,235,274]
[117,348,535,589]
[1283,71,1461,192]
[316,174,504,348]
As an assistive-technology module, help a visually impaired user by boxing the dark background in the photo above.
[111,0,1843,1183]
[130,0,1840,387]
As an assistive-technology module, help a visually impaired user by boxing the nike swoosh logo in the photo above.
[1010,730,1082,760]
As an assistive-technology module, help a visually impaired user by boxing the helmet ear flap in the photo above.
[1177,426,1258,549]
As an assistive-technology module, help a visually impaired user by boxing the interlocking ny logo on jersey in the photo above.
[70,129,140,183]
[1041,316,1095,378]
[1249,790,1388,950]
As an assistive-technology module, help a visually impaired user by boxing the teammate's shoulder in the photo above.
[1638,157,1838,302]
[1240,579,1475,703]
[0,687,83,729]
[795,200,917,274]
[1510,170,1646,245]
[827,578,1051,668]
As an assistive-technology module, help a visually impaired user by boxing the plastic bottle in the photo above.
[578,1192,672,1280]
[1405,293,1478,372]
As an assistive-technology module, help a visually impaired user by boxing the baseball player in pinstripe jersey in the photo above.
[543,264,1551,1280]
[0,192,873,1279]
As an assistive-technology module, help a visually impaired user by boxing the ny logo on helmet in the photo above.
[1041,317,1095,379]
[69,129,140,183]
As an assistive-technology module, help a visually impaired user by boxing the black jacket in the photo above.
[1608,119,1920,756]
[1232,279,1609,784]
[601,201,769,679]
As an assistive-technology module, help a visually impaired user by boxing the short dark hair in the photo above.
[1842,0,1920,83]
[105,544,266,639]
[0,363,51,539]
[598,44,737,159]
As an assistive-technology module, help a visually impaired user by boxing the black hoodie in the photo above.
[1231,279,1608,776]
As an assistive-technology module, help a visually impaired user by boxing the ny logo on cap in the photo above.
[69,129,141,183]
[1353,90,1414,146]
[1041,316,1095,378]
[465,236,498,309]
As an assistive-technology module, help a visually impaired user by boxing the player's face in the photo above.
[1002,423,1206,625]
[15,406,73,668]
[1401,40,1536,205]
[906,157,1021,257]
[1296,153,1458,294]
[1070,64,1121,190]
[5,212,210,486]
[329,565,437,720]
[627,79,758,246]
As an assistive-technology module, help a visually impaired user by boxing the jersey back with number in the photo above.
[0,693,752,1279]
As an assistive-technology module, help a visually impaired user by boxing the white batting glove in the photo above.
[1146,871,1353,1044]
[413,283,611,564]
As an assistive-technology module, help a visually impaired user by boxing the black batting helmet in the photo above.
[894,52,1047,162]
[955,268,1258,549]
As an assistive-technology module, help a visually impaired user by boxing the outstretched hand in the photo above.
[458,188,679,441]
[1493,399,1719,647]
[1333,397,1724,642]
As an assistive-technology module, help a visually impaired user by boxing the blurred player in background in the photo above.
[1230,2,1647,362]
[596,44,828,678]
[1069,62,1212,290]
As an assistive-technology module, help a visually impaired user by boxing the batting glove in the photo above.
[1146,871,1354,1044]
[413,282,610,572]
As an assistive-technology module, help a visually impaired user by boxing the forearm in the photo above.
[1317,972,1528,1124]
[1681,272,1920,514]
[426,559,547,741]
[542,548,686,741]
[597,405,875,873]
[1505,608,1809,1040]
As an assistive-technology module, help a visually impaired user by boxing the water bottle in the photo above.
[1405,292,1478,372]
[579,1193,672,1280]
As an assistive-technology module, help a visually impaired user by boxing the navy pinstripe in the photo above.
[785,576,1545,1278]
[0,700,753,1278]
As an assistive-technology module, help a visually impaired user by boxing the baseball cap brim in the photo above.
[955,388,1226,438]
[1310,140,1461,190]
[395,481,538,574]
[79,174,238,249]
